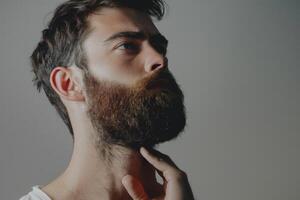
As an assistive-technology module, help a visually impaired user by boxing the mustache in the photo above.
[134,67,179,92]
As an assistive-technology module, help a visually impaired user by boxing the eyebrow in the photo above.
[103,31,168,46]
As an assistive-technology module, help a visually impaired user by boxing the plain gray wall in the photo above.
[0,0,299,199]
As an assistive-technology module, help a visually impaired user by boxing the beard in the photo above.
[83,67,186,151]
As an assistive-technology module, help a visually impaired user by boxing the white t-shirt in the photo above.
[19,185,52,200]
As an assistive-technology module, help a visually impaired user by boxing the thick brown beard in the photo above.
[84,67,186,150]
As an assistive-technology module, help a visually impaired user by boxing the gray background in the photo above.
[0,0,299,199]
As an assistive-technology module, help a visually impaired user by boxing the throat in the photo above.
[42,144,160,200]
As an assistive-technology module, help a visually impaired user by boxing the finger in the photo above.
[140,147,182,182]
[148,147,179,165]
[140,147,178,170]
[122,175,149,200]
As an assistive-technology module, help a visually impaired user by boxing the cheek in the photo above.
[106,57,144,85]
[87,48,144,85]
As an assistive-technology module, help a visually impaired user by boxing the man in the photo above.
[20,0,194,199]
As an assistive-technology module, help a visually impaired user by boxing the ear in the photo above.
[50,66,85,102]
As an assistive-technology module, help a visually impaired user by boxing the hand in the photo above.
[122,147,195,200]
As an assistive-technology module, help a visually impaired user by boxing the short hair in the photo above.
[30,0,166,139]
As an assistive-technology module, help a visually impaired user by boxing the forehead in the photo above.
[86,7,160,41]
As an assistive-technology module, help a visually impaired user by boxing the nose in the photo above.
[144,43,167,73]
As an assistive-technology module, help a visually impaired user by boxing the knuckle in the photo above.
[154,155,168,163]
[173,169,187,181]
[153,155,162,162]
[179,170,188,178]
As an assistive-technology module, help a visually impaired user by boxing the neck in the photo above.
[42,123,159,200]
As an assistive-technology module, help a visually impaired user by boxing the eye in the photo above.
[117,42,140,53]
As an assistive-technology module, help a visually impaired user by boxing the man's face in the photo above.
[82,7,186,149]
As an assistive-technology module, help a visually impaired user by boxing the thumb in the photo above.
[122,174,149,200]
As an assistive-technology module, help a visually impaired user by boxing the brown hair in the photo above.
[30,0,166,139]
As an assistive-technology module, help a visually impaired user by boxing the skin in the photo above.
[43,7,194,200]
